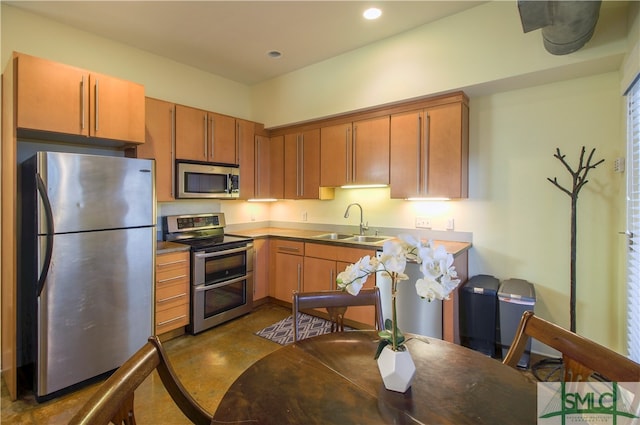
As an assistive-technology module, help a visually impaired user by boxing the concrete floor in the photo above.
[1,303,291,425]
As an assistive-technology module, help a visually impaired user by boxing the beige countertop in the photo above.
[226,227,471,257]
[156,240,190,255]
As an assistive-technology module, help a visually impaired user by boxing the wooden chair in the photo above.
[292,287,384,343]
[68,336,213,425]
[503,311,640,382]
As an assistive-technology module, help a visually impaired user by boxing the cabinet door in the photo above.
[274,253,303,302]
[175,104,208,161]
[300,129,321,199]
[283,133,300,199]
[425,102,468,199]
[339,259,377,327]
[353,116,390,185]
[89,72,145,143]
[253,239,269,301]
[303,257,336,292]
[16,53,89,137]
[254,135,271,199]
[138,98,175,201]
[320,123,351,187]
[237,119,255,199]
[284,130,321,200]
[390,110,422,199]
[269,136,284,199]
[209,112,237,164]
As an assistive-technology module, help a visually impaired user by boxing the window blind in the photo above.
[627,77,640,363]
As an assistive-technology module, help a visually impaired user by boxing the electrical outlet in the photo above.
[415,216,431,229]
[302,211,308,222]
[446,218,455,230]
[614,157,625,173]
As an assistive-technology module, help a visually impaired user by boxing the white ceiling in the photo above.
[6,1,484,85]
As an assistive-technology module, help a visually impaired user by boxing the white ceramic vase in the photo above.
[376,345,416,393]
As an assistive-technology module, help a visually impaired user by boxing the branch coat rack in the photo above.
[547,146,604,333]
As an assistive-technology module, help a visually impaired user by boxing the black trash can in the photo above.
[498,278,536,368]
[459,274,500,357]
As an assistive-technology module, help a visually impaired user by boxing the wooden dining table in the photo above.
[212,331,537,424]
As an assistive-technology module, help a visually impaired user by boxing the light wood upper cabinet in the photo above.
[137,98,175,202]
[390,100,469,199]
[237,118,256,199]
[284,129,325,200]
[270,136,285,199]
[175,105,237,164]
[15,52,144,144]
[255,135,284,199]
[320,116,390,187]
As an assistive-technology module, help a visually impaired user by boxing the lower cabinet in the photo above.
[304,243,377,327]
[253,238,269,301]
[155,251,190,336]
[271,239,304,303]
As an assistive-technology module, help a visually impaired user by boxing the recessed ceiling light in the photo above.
[267,50,282,59]
[363,7,382,20]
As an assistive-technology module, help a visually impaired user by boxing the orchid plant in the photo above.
[336,234,461,358]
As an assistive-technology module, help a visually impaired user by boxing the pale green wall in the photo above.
[2,1,638,355]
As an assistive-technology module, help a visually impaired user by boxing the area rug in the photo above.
[255,313,352,345]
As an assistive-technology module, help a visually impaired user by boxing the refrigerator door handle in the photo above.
[36,173,54,297]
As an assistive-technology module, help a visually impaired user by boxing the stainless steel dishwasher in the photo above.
[375,251,443,339]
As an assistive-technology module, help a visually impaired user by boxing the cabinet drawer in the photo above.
[157,251,189,273]
[156,268,189,286]
[156,304,189,334]
[156,281,189,312]
[305,243,375,263]
[273,239,304,255]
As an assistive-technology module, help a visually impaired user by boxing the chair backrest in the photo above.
[292,287,384,343]
[68,336,213,425]
[503,311,640,382]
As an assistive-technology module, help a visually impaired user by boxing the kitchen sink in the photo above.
[346,235,391,243]
[313,233,354,240]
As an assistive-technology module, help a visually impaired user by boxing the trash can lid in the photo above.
[498,278,536,303]
[463,274,500,295]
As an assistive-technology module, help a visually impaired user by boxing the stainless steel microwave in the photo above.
[176,161,240,199]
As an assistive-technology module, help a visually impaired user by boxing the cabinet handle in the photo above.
[297,263,302,292]
[424,112,430,193]
[157,293,187,303]
[203,114,208,159]
[236,122,240,164]
[80,76,86,130]
[417,114,422,194]
[210,115,215,160]
[158,274,187,283]
[94,79,99,132]
[157,259,187,267]
[352,126,357,183]
[279,246,300,253]
[345,127,350,183]
[171,107,176,198]
[296,135,301,197]
[158,315,187,327]
[330,269,335,290]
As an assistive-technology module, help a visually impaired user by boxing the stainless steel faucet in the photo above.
[344,203,369,235]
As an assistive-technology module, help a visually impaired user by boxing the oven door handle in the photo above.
[194,275,248,292]
[194,245,250,259]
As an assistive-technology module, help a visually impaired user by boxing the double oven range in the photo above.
[162,213,254,334]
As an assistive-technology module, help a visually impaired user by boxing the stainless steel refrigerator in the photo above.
[18,151,156,401]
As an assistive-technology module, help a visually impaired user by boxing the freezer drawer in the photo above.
[36,226,154,397]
